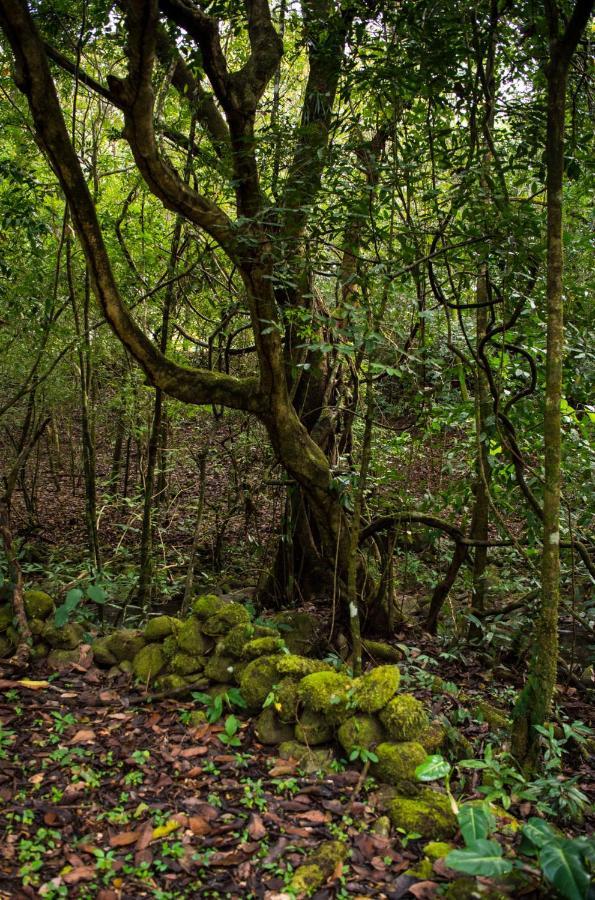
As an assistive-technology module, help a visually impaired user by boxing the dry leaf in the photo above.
[62,866,96,884]
[109,830,139,848]
[71,729,95,743]
[247,813,267,841]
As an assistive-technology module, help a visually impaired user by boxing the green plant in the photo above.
[192,687,246,724]
[241,778,267,811]
[54,582,107,627]
[123,769,144,787]
[520,818,593,900]
[348,746,379,765]
[0,724,16,759]
[218,714,242,747]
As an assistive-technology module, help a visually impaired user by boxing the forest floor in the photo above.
[0,643,592,900]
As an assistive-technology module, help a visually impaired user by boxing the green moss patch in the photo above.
[176,618,210,655]
[388,786,456,839]
[242,636,285,658]
[295,709,334,745]
[24,590,55,620]
[337,714,385,753]
[133,644,166,682]
[298,671,352,720]
[352,665,400,712]
[380,694,429,741]
[239,655,281,710]
[191,594,226,620]
[144,616,180,641]
[201,602,250,636]
[276,654,332,678]
[254,707,295,745]
[372,741,427,785]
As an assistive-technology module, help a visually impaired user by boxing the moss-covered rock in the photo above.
[254,707,295,745]
[154,674,189,693]
[119,659,133,674]
[44,622,85,650]
[29,618,46,637]
[353,665,400,713]
[176,618,210,655]
[144,616,180,641]
[424,840,455,861]
[31,641,50,659]
[170,652,205,676]
[295,709,334,745]
[191,594,226,620]
[337,714,385,754]
[243,636,285,659]
[232,660,249,684]
[298,671,352,720]
[372,741,427,785]
[239,655,281,710]
[278,741,335,774]
[419,721,447,753]
[275,677,300,724]
[0,604,13,632]
[289,864,324,896]
[47,648,83,670]
[201,602,250,636]
[405,858,434,880]
[362,640,403,663]
[379,694,429,741]
[388,786,456,839]
[311,840,349,872]
[371,816,391,837]
[162,635,178,660]
[92,635,118,667]
[104,629,145,662]
[276,655,332,678]
[269,610,320,655]
[186,709,208,728]
[24,590,54,620]
[473,701,510,732]
[204,654,237,683]
[132,644,166,682]
[0,634,12,657]
[218,623,277,658]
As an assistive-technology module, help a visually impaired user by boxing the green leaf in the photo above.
[445,840,513,876]
[54,605,70,627]
[457,804,492,845]
[87,584,107,604]
[64,588,83,611]
[522,817,560,850]
[539,840,590,900]
[415,754,452,782]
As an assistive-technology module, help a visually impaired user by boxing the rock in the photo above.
[24,590,54,620]
[92,635,118,667]
[379,694,429,741]
[337,714,385,753]
[419,721,447,753]
[0,604,13,632]
[44,622,85,650]
[352,665,400,713]
[219,623,276,658]
[239,655,281,710]
[243,636,286,658]
[170,652,205,675]
[254,707,295,745]
[387,786,457,839]
[204,654,237,683]
[191,594,226,620]
[144,616,180,641]
[473,701,510,732]
[372,741,427,785]
[119,660,133,674]
[275,677,300,723]
[29,618,46,637]
[104,629,145,662]
[295,709,334,745]
[362,640,403,663]
[176,618,210,655]
[298,671,352,721]
[424,840,455,861]
[0,634,12,657]
[268,610,320,655]
[186,709,208,727]
[47,648,84,670]
[276,655,332,678]
[201,602,250,636]
[289,840,349,894]
[278,741,335,774]
[371,816,391,837]
[132,644,166,683]
[162,634,178,659]
[289,864,324,896]
[31,642,49,659]
[153,674,189,694]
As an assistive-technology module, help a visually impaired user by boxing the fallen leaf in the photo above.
[109,831,139,848]
[151,820,182,841]
[408,881,439,899]
[62,867,96,885]
[295,810,329,824]
[247,813,267,841]
[179,746,208,759]
[71,729,95,743]
[189,816,212,836]
[135,822,154,851]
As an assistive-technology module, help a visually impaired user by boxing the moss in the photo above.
[289,864,324,896]
[0,635,11,658]
[169,652,205,676]
[372,741,427,785]
[268,610,320,655]
[353,665,400,713]
[277,741,335,773]
[0,604,13,632]
[207,683,234,699]
[29,618,46,637]
[443,878,509,899]
[275,677,300,723]
[239,655,281,710]
[47,648,82,670]
[371,816,391,837]
[92,635,118,667]
[144,616,180,641]
[218,623,277,658]
[388,787,456,839]
[405,858,434,880]
[186,709,208,727]
[162,635,178,660]
[473,701,511,732]
[419,721,447,753]
[105,629,145,662]
[276,655,332,678]
[424,840,455,861]
[295,709,334,745]
[379,694,429,741]
[337,714,385,754]
[24,590,54,620]
[204,654,237,683]
[232,660,249,684]
[44,622,85,650]
[362,640,403,663]
[176,618,210,655]
[254,707,295,745]
[201,602,250,636]
[31,642,49,659]
[154,674,189,693]
[119,659,133,674]
[191,594,226,620]
[311,840,349,873]
[242,636,285,658]
[132,644,166,683]
[298,671,352,720]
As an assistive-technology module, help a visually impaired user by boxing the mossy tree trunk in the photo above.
[512,0,593,768]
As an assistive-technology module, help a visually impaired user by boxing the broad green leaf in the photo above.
[64,588,83,611]
[445,839,513,876]
[54,605,70,627]
[87,584,107,604]
[457,804,492,845]
[415,754,451,782]
[539,840,590,900]
[522,817,560,850]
